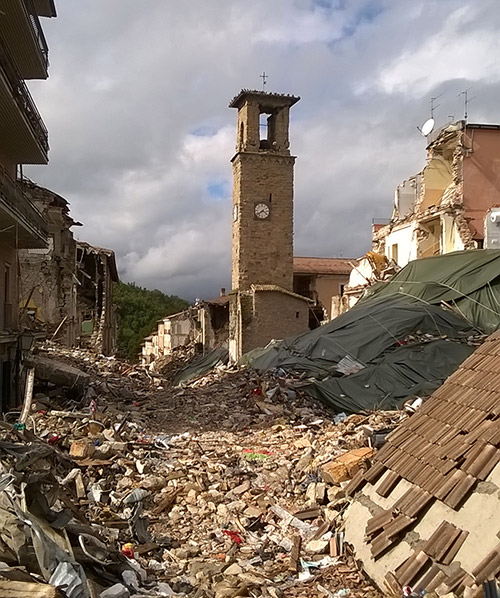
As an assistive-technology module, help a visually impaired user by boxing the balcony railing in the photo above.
[0,34,49,156]
[23,0,49,70]
[0,168,48,240]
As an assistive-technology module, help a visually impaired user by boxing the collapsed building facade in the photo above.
[75,241,119,355]
[0,0,56,409]
[374,121,500,266]
[18,183,119,356]
[141,295,229,365]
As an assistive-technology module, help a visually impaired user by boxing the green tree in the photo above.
[114,282,189,360]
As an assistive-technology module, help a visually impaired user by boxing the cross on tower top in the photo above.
[260,71,268,90]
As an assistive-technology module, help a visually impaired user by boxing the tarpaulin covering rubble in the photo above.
[359,249,500,333]
[173,346,229,386]
[304,339,474,414]
[244,295,478,413]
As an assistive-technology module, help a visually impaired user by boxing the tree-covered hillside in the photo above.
[114,282,189,360]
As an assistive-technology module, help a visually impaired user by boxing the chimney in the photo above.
[220,287,226,297]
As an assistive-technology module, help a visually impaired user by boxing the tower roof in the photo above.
[229,89,300,109]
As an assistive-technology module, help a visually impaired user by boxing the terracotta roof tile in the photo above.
[293,256,357,275]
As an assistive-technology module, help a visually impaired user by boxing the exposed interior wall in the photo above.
[395,175,421,218]
[316,275,347,308]
[416,217,442,258]
[383,224,416,268]
[441,212,464,253]
[293,272,350,325]
[419,155,454,212]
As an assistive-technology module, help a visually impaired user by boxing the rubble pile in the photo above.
[0,343,406,597]
[148,344,198,379]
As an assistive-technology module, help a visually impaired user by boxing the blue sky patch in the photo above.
[207,179,229,200]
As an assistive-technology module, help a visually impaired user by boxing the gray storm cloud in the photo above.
[26,0,500,300]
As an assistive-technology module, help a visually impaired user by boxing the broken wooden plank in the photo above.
[0,580,64,597]
[288,535,301,573]
[293,506,321,520]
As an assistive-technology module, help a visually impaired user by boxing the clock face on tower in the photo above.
[254,202,270,219]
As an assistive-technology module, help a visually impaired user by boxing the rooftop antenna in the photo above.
[260,71,268,91]
[430,93,443,118]
[458,87,475,121]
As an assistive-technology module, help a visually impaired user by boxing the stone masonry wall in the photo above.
[232,153,295,292]
[241,290,308,355]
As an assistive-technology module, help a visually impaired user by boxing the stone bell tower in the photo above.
[229,90,300,292]
[228,90,309,360]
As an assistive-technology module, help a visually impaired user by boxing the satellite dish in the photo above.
[420,117,435,136]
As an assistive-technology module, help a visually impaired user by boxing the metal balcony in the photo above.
[0,34,49,160]
[0,168,48,248]
[23,0,50,71]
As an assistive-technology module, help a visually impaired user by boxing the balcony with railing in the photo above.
[0,167,48,248]
[0,33,49,161]
[24,0,50,71]
[0,0,50,80]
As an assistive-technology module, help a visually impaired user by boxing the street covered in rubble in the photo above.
[3,1,500,597]
[0,342,403,598]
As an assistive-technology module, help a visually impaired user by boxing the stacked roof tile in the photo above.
[347,330,500,595]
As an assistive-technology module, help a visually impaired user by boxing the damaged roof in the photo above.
[77,241,119,283]
[346,330,500,595]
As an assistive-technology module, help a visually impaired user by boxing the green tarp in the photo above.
[360,249,500,333]
[304,339,475,413]
[173,346,229,386]
[244,249,500,413]
[245,295,475,377]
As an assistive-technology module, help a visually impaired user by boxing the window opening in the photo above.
[259,113,268,141]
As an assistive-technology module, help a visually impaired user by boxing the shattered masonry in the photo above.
[373,121,500,266]
[18,184,119,357]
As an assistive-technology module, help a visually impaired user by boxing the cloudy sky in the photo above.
[26,0,500,301]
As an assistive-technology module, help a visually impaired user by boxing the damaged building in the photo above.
[374,121,500,266]
[344,329,500,596]
[76,241,119,356]
[18,181,81,346]
[141,255,357,364]
[293,257,356,325]
[18,183,119,356]
[141,294,229,365]
[0,0,56,408]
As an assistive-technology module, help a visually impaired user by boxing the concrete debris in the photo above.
[0,342,404,597]
[27,353,91,393]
